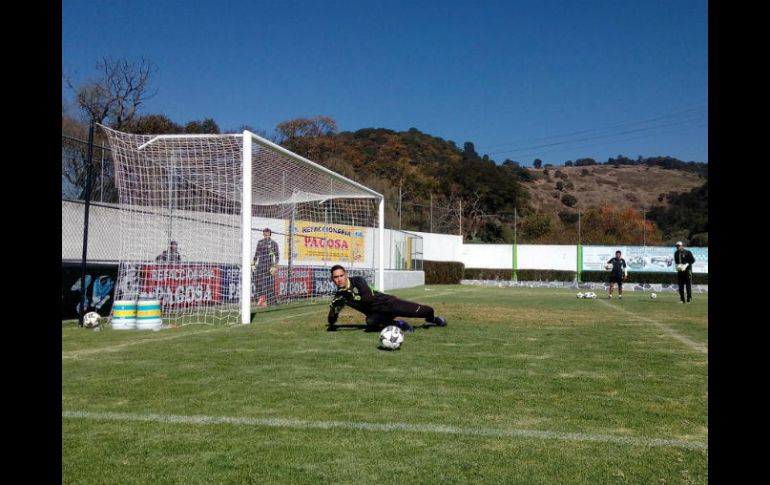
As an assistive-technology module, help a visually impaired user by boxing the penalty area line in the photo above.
[62,410,706,451]
[596,299,707,355]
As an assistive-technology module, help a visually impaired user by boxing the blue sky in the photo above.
[62,0,708,165]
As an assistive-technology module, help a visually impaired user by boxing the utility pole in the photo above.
[458,199,462,237]
[578,210,581,245]
[429,193,433,233]
[398,181,402,230]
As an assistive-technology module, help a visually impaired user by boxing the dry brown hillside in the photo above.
[522,165,704,215]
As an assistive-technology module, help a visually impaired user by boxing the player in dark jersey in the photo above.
[606,250,628,299]
[674,241,696,303]
[326,265,447,332]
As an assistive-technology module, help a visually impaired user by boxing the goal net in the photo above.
[101,126,384,325]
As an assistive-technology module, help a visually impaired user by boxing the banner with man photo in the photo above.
[582,246,708,273]
[287,221,366,263]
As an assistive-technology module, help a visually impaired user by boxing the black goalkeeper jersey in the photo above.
[327,276,397,322]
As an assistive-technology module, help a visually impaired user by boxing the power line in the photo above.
[480,105,707,152]
[505,120,707,160]
[474,106,706,162]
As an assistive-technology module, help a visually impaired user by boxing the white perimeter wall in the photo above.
[517,245,577,271]
[63,201,631,273]
[460,244,512,269]
[409,231,463,262]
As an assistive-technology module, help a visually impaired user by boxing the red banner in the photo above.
[141,264,223,307]
[274,267,313,298]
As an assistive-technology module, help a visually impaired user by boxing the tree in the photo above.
[184,118,220,134]
[580,206,662,245]
[520,213,553,241]
[463,142,478,158]
[533,159,542,169]
[647,181,708,242]
[122,114,181,134]
[275,116,337,142]
[65,57,156,128]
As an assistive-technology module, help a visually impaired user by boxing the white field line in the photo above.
[62,410,706,451]
[61,328,223,359]
[411,289,460,300]
[596,299,707,355]
[61,309,321,360]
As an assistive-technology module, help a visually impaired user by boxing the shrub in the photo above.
[561,193,578,207]
[424,260,465,284]
[558,211,579,225]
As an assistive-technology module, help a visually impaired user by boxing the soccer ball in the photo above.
[83,311,101,328]
[576,292,584,298]
[650,293,657,299]
[604,264,613,271]
[676,264,688,272]
[379,325,404,350]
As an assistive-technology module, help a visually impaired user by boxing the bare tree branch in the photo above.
[66,57,157,127]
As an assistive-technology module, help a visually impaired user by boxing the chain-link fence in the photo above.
[62,134,118,204]
[62,134,123,263]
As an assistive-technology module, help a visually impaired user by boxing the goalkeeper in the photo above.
[606,250,628,299]
[326,264,447,332]
[252,228,279,306]
[674,241,696,303]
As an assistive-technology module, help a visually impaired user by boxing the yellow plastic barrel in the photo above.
[112,300,137,330]
[136,298,162,330]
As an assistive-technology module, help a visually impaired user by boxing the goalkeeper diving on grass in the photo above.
[326,265,447,332]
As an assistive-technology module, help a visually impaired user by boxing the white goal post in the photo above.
[101,126,384,325]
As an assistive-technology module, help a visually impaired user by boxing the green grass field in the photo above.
[62,286,708,484]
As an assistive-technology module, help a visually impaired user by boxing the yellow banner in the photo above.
[287,221,366,262]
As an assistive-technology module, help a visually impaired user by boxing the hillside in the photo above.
[522,164,705,216]
[63,114,707,244]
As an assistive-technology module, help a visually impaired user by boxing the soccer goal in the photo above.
[101,126,384,325]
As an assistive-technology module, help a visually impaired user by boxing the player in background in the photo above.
[607,250,628,299]
[674,241,696,303]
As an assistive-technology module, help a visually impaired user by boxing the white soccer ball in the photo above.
[379,325,404,350]
[676,264,688,272]
[83,311,101,328]
[604,264,613,271]
[585,292,597,299]
[650,293,657,299]
[576,292,584,298]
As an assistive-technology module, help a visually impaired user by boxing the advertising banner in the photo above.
[313,268,338,296]
[311,267,376,296]
[288,221,366,263]
[582,246,708,273]
[140,264,223,307]
[275,266,313,298]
